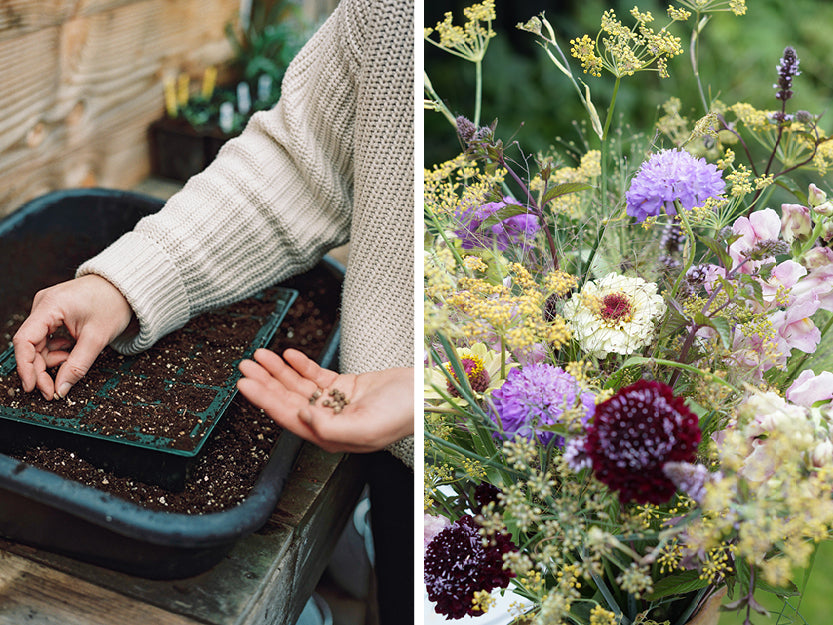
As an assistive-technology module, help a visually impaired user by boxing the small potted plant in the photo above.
[149,0,307,181]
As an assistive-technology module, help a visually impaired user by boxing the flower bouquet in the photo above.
[423,2,833,624]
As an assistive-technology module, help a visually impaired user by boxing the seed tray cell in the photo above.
[0,287,297,489]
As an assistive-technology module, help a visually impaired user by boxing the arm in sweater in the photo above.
[78,0,364,354]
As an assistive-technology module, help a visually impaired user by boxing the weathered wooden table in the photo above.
[0,445,364,625]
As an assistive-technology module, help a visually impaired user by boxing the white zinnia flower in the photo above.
[563,272,666,358]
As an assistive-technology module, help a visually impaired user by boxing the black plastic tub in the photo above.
[0,188,343,579]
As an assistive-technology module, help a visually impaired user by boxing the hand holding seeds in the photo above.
[237,348,413,453]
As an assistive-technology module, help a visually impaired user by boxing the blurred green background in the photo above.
[424,0,833,171]
[425,1,833,623]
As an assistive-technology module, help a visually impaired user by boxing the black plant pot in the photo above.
[149,118,239,182]
[0,188,343,578]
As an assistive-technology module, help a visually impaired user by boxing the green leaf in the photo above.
[644,570,710,601]
[541,181,593,206]
[693,314,732,350]
[753,576,800,598]
[774,178,808,205]
[700,236,732,270]
[660,305,691,339]
[737,273,764,304]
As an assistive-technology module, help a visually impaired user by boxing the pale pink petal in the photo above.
[786,369,833,407]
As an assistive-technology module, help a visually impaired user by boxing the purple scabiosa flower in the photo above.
[775,46,800,102]
[424,515,516,620]
[625,149,725,222]
[454,198,540,251]
[662,462,718,505]
[585,379,701,505]
[490,363,595,446]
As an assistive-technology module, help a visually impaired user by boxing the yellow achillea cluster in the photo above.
[570,7,686,79]
[424,0,495,62]
[446,262,575,353]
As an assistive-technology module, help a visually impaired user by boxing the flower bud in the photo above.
[813,201,833,217]
[801,246,833,270]
[822,220,833,242]
[808,183,828,207]
[780,203,812,243]
[812,440,833,468]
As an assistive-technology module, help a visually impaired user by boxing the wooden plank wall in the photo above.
[0,0,241,217]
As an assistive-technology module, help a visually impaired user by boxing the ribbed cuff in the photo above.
[77,231,190,354]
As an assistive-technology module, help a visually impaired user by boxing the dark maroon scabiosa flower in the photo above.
[584,379,701,505]
[473,482,500,511]
[424,515,516,619]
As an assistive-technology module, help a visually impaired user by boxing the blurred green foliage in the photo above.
[424,0,833,171]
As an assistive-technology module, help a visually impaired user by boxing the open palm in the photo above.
[237,348,413,453]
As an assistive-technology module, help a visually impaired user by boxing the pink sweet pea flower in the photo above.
[729,208,782,272]
[770,296,822,354]
[761,260,806,304]
[790,264,833,312]
[786,369,833,407]
[424,514,451,550]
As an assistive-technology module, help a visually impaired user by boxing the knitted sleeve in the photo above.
[78,0,362,354]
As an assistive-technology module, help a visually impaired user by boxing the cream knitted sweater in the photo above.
[77,0,414,467]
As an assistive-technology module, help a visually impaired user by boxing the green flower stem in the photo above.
[474,58,483,128]
[426,207,468,273]
[689,14,710,114]
[581,76,621,282]
[424,432,523,481]
[496,153,559,269]
[668,201,696,302]
[622,356,741,394]
[500,339,507,379]
[424,71,458,128]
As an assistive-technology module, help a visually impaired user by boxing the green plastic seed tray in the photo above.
[0,287,297,490]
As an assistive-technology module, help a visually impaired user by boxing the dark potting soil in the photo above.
[0,266,339,514]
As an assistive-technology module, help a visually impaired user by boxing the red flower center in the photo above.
[600,292,632,323]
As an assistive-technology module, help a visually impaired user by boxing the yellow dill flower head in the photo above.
[570,34,603,77]
[678,0,747,15]
[725,164,753,196]
[589,604,618,625]
[425,1,496,62]
[573,7,683,79]
[730,102,771,131]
